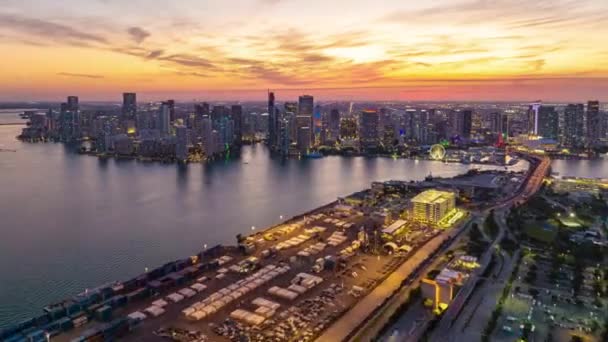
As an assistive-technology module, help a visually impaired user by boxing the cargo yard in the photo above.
[0,170,527,342]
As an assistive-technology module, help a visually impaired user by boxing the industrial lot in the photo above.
[5,163,558,342]
[31,170,524,342]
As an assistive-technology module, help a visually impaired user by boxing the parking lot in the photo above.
[492,249,606,342]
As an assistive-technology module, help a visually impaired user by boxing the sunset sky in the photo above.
[1,0,607,102]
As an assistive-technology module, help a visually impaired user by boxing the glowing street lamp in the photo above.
[251,226,256,231]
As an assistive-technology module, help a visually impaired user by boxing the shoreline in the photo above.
[0,171,471,338]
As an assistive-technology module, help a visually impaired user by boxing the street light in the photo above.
[279,215,284,220]
[251,226,256,231]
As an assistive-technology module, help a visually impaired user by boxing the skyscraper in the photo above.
[162,100,176,123]
[175,125,189,162]
[489,112,503,135]
[284,102,298,143]
[527,101,542,135]
[298,95,314,117]
[122,93,137,120]
[278,115,292,156]
[231,105,243,145]
[359,109,379,152]
[67,96,79,111]
[586,100,601,146]
[267,91,276,148]
[452,109,472,139]
[563,104,584,147]
[59,96,79,141]
[537,106,558,140]
[296,95,314,149]
[327,109,341,144]
[158,103,171,136]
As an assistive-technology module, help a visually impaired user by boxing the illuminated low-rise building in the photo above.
[411,190,456,224]
[421,255,479,311]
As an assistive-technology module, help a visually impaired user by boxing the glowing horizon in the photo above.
[1,0,608,102]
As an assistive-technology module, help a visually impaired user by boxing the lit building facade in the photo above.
[411,190,456,224]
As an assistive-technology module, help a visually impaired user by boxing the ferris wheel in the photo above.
[429,144,446,160]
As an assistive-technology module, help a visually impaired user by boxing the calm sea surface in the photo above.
[0,110,599,327]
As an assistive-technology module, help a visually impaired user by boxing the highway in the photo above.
[430,153,550,341]
[314,152,550,342]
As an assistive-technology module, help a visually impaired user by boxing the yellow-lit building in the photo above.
[411,190,456,224]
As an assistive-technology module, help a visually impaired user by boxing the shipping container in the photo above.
[126,288,149,302]
[56,317,74,332]
[3,333,27,342]
[95,305,112,322]
[26,330,47,342]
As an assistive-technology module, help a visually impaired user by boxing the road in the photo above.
[315,153,550,342]
[430,153,550,341]
[316,230,457,342]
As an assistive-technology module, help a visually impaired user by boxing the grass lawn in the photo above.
[524,221,558,243]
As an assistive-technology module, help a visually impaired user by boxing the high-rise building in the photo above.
[297,126,311,153]
[359,109,379,152]
[489,112,503,135]
[162,100,176,123]
[411,190,456,224]
[67,96,79,111]
[122,93,137,120]
[268,91,277,148]
[340,117,357,140]
[278,115,292,156]
[298,95,314,117]
[537,106,558,140]
[501,115,510,137]
[563,104,584,147]
[313,104,323,142]
[201,117,215,156]
[296,95,314,149]
[327,109,341,144]
[158,103,171,136]
[452,109,472,139]
[231,105,243,145]
[527,101,542,135]
[195,103,210,117]
[586,100,601,146]
[175,125,189,162]
[284,102,298,141]
[59,96,79,141]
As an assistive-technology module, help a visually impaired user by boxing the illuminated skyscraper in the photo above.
[327,109,341,144]
[527,101,542,135]
[563,104,584,147]
[296,95,314,148]
[586,100,601,145]
[452,109,472,139]
[537,106,558,139]
[359,109,379,152]
[268,91,277,149]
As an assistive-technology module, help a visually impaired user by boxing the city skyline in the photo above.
[2,0,608,102]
